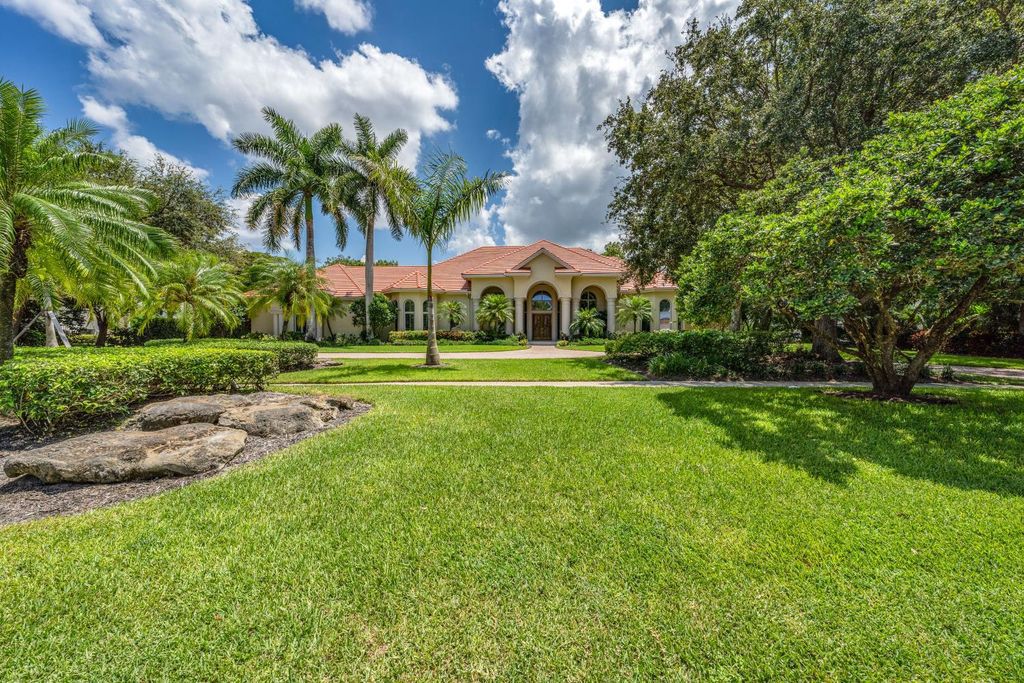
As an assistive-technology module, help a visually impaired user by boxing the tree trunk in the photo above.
[44,311,59,347]
[304,195,317,342]
[0,269,18,362]
[95,310,109,347]
[728,301,742,332]
[811,317,843,362]
[364,214,375,341]
[425,246,441,366]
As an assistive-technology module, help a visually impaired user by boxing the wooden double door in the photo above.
[531,313,552,341]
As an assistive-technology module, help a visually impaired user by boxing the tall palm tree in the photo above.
[617,295,653,333]
[336,114,417,340]
[231,108,348,340]
[141,252,243,342]
[406,152,507,365]
[247,257,335,336]
[0,80,171,361]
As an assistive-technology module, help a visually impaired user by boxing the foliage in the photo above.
[0,79,173,360]
[601,241,625,259]
[349,293,397,340]
[143,337,318,371]
[682,67,1024,396]
[476,293,514,334]
[404,151,507,364]
[606,331,782,364]
[320,255,398,267]
[387,329,526,346]
[570,307,606,338]
[616,296,652,333]
[140,252,244,341]
[0,347,277,428]
[334,114,418,340]
[603,0,1022,283]
[246,257,337,332]
[438,300,467,330]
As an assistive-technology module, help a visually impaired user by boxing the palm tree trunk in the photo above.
[304,195,317,341]
[95,310,109,347]
[364,214,375,341]
[425,246,441,366]
[0,269,18,362]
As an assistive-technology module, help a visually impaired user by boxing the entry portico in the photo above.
[250,240,679,340]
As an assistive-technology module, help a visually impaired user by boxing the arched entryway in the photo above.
[527,285,556,341]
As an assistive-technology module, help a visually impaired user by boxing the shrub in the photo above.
[607,331,782,365]
[0,347,278,428]
[143,338,318,370]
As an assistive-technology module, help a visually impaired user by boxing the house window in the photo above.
[531,291,553,312]
[404,300,415,330]
[659,299,671,329]
[580,290,598,310]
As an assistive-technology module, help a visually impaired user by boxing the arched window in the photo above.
[422,300,430,331]
[659,299,671,330]
[404,300,415,331]
[531,291,553,312]
[580,290,598,310]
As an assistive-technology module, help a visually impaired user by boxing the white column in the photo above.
[273,311,283,337]
[607,298,617,334]
[514,297,525,335]
[559,297,571,337]
[470,298,480,331]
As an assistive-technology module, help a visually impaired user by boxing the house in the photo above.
[250,240,679,341]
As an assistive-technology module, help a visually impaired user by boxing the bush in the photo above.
[386,330,527,346]
[607,331,783,365]
[0,347,278,429]
[143,338,318,371]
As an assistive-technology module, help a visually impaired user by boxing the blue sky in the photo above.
[0,0,733,265]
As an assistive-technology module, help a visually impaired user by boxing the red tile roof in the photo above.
[317,241,675,296]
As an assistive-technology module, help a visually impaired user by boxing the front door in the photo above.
[532,313,551,341]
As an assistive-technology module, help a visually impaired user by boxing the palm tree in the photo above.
[335,115,417,341]
[617,295,653,333]
[141,252,243,341]
[231,108,348,340]
[476,294,514,336]
[570,307,605,338]
[405,152,507,365]
[439,300,466,331]
[0,80,171,361]
[247,257,335,336]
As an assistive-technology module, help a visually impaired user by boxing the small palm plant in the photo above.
[247,258,335,336]
[476,294,513,336]
[439,300,467,330]
[617,295,653,333]
[570,307,605,338]
[142,252,243,341]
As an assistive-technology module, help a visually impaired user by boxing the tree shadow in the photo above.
[657,389,1024,497]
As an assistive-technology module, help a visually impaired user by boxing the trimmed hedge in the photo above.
[143,338,318,371]
[382,330,527,346]
[1,347,278,428]
[607,331,782,365]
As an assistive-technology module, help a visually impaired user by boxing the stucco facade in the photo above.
[250,241,679,341]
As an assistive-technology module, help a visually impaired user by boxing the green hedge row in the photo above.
[606,331,783,366]
[143,338,318,371]
[1,347,278,428]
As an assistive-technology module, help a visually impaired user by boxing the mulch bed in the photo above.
[0,402,371,528]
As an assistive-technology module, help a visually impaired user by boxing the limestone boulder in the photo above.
[3,424,247,484]
[217,403,328,437]
[128,394,251,430]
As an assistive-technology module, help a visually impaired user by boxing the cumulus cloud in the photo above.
[5,0,457,173]
[486,0,737,249]
[295,0,371,34]
[80,96,208,178]
[447,205,500,254]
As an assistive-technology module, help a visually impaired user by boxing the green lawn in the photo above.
[931,352,1024,369]
[318,344,524,353]
[277,357,641,383]
[2,386,1022,679]
[559,343,607,352]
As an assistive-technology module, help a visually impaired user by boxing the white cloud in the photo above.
[5,0,457,174]
[295,0,371,34]
[486,0,737,249]
[80,96,208,178]
[0,0,105,48]
[225,196,269,251]
[486,128,511,147]
[447,205,500,254]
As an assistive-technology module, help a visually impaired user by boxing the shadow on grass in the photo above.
[657,389,1024,496]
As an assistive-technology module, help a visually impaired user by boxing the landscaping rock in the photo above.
[217,403,329,437]
[3,424,247,484]
[128,394,251,430]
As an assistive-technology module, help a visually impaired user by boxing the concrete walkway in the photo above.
[280,379,1015,389]
[318,344,604,360]
[950,365,1024,381]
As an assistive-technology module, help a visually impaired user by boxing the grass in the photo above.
[276,357,641,383]
[317,344,524,353]
[788,342,1024,369]
[559,342,607,352]
[1,385,1023,679]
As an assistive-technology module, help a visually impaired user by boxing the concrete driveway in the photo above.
[318,344,604,360]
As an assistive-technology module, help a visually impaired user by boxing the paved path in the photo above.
[280,379,1015,389]
[318,345,604,360]
[950,365,1024,381]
